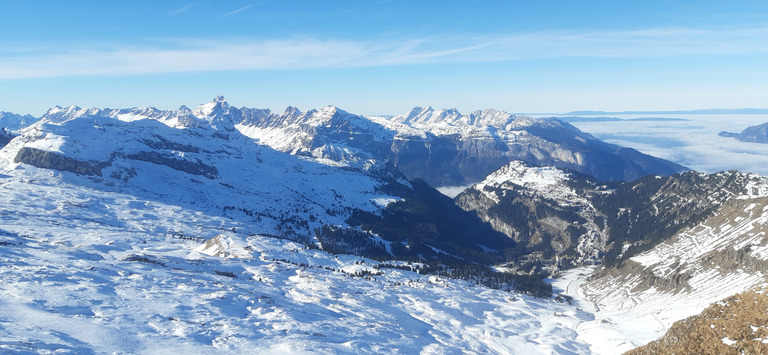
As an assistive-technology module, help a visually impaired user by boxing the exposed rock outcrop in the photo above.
[14,147,106,176]
[627,288,768,355]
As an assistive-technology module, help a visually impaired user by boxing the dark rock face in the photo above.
[458,186,591,257]
[454,162,613,270]
[125,151,219,179]
[14,147,106,176]
[389,135,512,186]
[386,119,686,186]
[0,128,14,148]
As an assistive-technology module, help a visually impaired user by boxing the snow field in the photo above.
[0,174,596,354]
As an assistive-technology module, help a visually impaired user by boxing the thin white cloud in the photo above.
[168,4,194,15]
[0,26,766,79]
[217,5,252,19]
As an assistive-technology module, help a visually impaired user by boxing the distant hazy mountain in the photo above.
[0,111,37,132]
[376,107,686,185]
[565,108,768,115]
[227,97,687,185]
[719,121,768,143]
[554,116,689,123]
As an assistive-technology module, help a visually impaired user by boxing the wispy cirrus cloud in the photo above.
[217,5,253,19]
[1,26,766,79]
[168,4,194,15]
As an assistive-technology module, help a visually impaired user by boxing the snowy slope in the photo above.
[0,173,597,354]
[0,105,523,264]
[579,190,768,351]
[0,108,406,243]
[0,101,605,353]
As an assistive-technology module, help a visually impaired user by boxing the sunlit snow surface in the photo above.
[0,173,597,354]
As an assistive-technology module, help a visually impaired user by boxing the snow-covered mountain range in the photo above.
[0,107,395,241]
[16,96,686,187]
[1,97,767,353]
[0,101,524,268]
[0,99,585,353]
[0,111,37,132]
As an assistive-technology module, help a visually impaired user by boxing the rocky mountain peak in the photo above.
[480,161,572,190]
[282,106,302,117]
[191,96,236,131]
[39,105,89,124]
[192,96,230,117]
[394,106,435,124]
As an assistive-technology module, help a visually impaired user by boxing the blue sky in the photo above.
[1,0,767,116]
